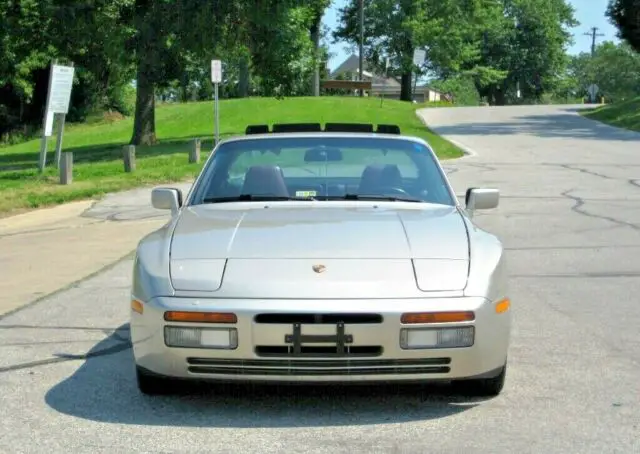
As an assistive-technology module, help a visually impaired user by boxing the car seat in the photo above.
[241,165,290,197]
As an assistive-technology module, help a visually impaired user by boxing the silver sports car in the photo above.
[130,122,511,396]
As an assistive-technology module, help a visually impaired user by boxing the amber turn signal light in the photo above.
[164,311,237,323]
[495,298,511,314]
[131,299,144,314]
[401,311,475,324]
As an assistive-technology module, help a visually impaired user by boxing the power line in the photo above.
[584,27,605,56]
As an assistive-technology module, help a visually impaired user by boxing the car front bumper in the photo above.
[130,296,511,383]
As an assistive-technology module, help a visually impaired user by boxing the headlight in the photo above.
[164,326,238,349]
[400,327,474,349]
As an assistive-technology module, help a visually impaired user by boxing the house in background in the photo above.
[329,54,449,103]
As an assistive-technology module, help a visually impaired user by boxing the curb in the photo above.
[415,108,479,162]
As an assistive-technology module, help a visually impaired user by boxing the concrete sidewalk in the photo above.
[0,182,192,317]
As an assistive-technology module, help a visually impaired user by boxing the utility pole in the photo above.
[583,27,605,103]
[584,27,605,56]
[358,0,364,97]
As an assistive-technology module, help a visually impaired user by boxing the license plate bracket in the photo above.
[284,322,354,356]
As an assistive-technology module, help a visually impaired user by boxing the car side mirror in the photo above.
[465,188,499,215]
[151,187,183,215]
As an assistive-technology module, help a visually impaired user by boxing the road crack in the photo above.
[552,164,640,193]
[562,190,640,231]
[558,164,617,180]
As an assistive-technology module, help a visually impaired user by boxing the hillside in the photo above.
[0,97,463,215]
[581,97,640,132]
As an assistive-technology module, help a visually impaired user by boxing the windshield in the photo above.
[188,136,455,206]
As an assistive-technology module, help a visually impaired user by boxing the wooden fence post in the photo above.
[60,152,73,185]
[190,138,201,163]
[123,145,136,172]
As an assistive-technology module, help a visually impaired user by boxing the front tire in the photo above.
[136,366,173,395]
[454,363,506,397]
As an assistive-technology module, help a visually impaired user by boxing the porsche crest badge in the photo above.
[312,264,326,274]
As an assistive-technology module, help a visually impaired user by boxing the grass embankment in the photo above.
[581,97,640,132]
[0,96,462,215]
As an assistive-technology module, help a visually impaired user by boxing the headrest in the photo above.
[241,165,289,197]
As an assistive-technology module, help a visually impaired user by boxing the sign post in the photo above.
[211,59,222,146]
[412,49,426,102]
[38,61,75,172]
[380,57,389,107]
[587,84,599,103]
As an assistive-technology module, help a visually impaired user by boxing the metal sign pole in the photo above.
[38,59,57,172]
[211,59,222,146]
[411,49,426,103]
[214,82,220,145]
[53,113,65,168]
[380,57,389,107]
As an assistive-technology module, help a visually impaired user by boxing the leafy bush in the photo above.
[430,76,480,106]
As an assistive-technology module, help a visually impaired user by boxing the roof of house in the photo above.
[330,54,364,77]
[330,54,450,96]
[331,54,401,87]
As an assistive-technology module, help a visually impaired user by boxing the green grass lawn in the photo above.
[581,97,640,132]
[0,96,462,215]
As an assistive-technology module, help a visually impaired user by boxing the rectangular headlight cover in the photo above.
[164,326,238,349]
[400,327,474,349]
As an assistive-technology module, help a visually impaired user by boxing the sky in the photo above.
[322,0,621,72]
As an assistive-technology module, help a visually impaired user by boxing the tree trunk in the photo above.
[130,0,158,146]
[238,56,249,98]
[494,86,506,106]
[130,65,157,145]
[180,72,189,102]
[310,17,321,96]
[400,73,413,101]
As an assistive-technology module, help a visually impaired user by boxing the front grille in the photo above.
[254,313,383,324]
[186,357,451,376]
[255,345,381,357]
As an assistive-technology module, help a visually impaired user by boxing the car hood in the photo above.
[170,203,469,260]
[167,203,470,297]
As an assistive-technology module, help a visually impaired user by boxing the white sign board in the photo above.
[48,65,75,114]
[211,60,222,84]
[587,84,599,98]
[412,49,426,67]
[44,111,55,137]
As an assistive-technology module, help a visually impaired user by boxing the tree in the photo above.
[127,0,238,145]
[569,41,640,102]
[333,0,420,101]
[51,0,137,118]
[245,1,319,97]
[470,0,578,105]
[607,0,640,53]
[333,0,511,102]
[412,0,508,103]
[127,0,325,144]
[0,0,136,140]
[309,1,332,96]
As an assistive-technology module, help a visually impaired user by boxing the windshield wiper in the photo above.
[325,193,423,203]
[203,194,316,203]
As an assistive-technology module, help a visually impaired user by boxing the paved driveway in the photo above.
[1,105,639,453]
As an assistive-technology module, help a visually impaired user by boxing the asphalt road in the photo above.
[1,105,639,453]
